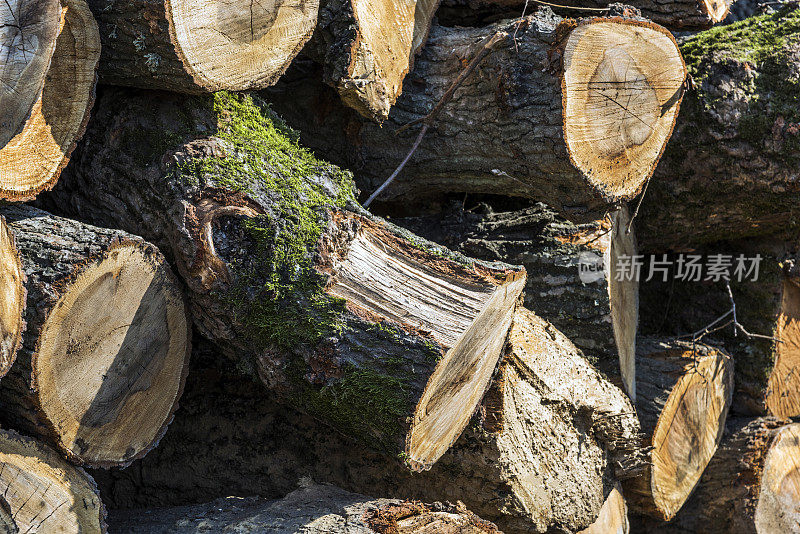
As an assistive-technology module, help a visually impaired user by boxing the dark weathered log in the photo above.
[637,6,800,250]
[395,201,639,398]
[0,0,99,200]
[42,88,526,470]
[85,0,318,94]
[578,484,629,534]
[625,339,734,521]
[108,483,499,533]
[92,309,640,534]
[263,10,687,222]
[0,216,25,379]
[0,429,106,533]
[0,204,190,468]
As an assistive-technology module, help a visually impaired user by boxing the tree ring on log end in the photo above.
[165,0,319,91]
[755,423,800,533]
[32,242,190,467]
[0,0,99,200]
[561,19,686,201]
[0,217,25,380]
[765,278,800,418]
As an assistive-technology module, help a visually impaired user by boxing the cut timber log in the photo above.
[262,10,687,222]
[637,7,800,250]
[578,484,629,534]
[0,216,25,378]
[625,339,734,521]
[42,88,526,470]
[0,429,105,533]
[0,204,190,468]
[108,484,499,533]
[0,0,61,148]
[308,0,439,122]
[0,0,99,201]
[0,498,15,534]
[396,201,639,398]
[85,0,318,93]
[91,310,640,534]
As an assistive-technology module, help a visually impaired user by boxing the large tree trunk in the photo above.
[0,0,99,201]
[0,429,106,533]
[395,201,639,398]
[108,483,500,533]
[42,88,526,471]
[263,10,687,222]
[625,339,734,521]
[0,204,190,468]
[91,309,640,534]
[637,7,800,250]
[0,216,25,379]
[84,0,318,94]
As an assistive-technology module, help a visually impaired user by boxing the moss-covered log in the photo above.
[43,87,526,470]
[637,6,800,250]
[263,10,687,222]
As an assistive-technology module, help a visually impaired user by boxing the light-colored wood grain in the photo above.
[0,216,24,378]
[766,278,800,418]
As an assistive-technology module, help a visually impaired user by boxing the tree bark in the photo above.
[108,483,499,533]
[578,484,629,534]
[625,339,734,521]
[42,87,526,471]
[637,6,800,250]
[395,201,639,398]
[84,0,318,94]
[0,428,106,533]
[0,0,99,201]
[0,216,25,379]
[262,10,687,223]
[0,204,190,468]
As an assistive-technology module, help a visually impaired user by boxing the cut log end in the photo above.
[0,429,105,533]
[766,277,800,418]
[165,0,319,92]
[703,0,732,24]
[578,484,629,534]
[33,241,190,467]
[609,206,638,399]
[0,0,99,201]
[561,19,686,201]
[0,217,25,378]
[754,423,800,533]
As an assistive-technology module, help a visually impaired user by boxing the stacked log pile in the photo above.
[0,0,797,532]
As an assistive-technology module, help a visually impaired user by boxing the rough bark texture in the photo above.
[262,9,686,223]
[108,483,499,533]
[0,204,190,468]
[637,6,800,250]
[0,216,25,379]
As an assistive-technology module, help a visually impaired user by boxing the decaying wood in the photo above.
[263,9,687,222]
[625,339,734,521]
[108,483,499,533]
[0,216,25,379]
[0,428,106,533]
[0,204,190,468]
[578,483,629,534]
[85,0,318,93]
[0,0,99,201]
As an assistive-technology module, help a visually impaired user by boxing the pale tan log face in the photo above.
[34,243,189,466]
[562,20,686,200]
[608,206,638,400]
[0,0,99,200]
[755,424,800,533]
[578,484,629,534]
[0,217,24,378]
[766,279,800,418]
[703,0,732,23]
[166,0,319,91]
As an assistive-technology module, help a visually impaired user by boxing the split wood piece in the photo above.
[309,0,439,122]
[0,216,25,379]
[397,201,639,398]
[0,204,190,468]
[637,7,800,250]
[108,483,499,533]
[0,0,99,201]
[0,497,15,534]
[0,0,61,149]
[85,0,318,94]
[625,338,734,521]
[261,11,687,222]
[579,484,629,534]
[0,429,105,533]
[41,89,526,471]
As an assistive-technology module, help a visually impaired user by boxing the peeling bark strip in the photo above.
[0,205,190,468]
[0,0,99,201]
[43,89,525,470]
[108,484,499,533]
[396,202,639,398]
[85,0,318,93]
[0,429,105,533]
[0,216,25,379]
[625,339,734,521]
[263,10,686,222]
[638,7,800,250]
